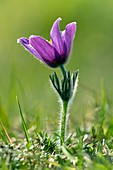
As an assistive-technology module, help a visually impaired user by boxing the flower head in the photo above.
[18,18,76,68]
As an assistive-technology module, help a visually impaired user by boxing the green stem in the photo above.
[60,65,66,77]
[60,101,68,145]
[59,65,68,145]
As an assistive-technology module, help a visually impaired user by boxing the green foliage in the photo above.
[0,89,113,169]
[50,69,79,102]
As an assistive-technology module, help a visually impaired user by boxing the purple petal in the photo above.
[50,18,65,56]
[18,37,43,61]
[62,22,76,56]
[29,35,56,62]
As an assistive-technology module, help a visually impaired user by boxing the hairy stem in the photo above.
[60,101,68,145]
[60,65,66,77]
[59,65,69,145]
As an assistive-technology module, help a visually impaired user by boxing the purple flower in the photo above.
[18,18,76,68]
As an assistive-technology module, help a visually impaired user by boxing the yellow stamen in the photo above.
[48,39,52,44]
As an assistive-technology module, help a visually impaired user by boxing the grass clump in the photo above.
[0,89,113,170]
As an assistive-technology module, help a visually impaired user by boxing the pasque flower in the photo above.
[18,18,78,146]
[18,18,76,68]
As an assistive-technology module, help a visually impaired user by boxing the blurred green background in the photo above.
[0,0,113,131]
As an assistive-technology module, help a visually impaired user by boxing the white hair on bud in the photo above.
[69,70,79,107]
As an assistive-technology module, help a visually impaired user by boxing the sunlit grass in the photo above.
[0,87,113,170]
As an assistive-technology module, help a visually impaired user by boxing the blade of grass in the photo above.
[16,96,30,145]
[0,119,12,144]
